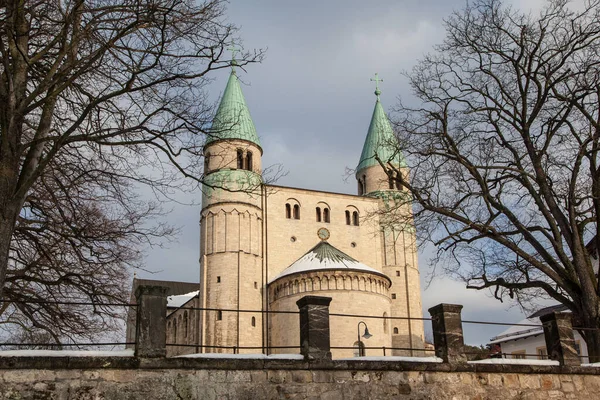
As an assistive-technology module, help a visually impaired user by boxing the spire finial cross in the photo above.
[227,44,241,69]
[370,73,383,98]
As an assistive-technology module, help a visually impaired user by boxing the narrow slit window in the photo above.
[217,276,221,283]
[237,149,244,169]
[293,204,300,220]
[316,207,322,222]
[323,208,330,223]
[345,210,351,225]
[204,153,210,173]
[216,310,222,321]
[352,211,359,226]
[251,316,256,327]
[362,175,367,194]
[358,180,363,195]
[184,311,188,338]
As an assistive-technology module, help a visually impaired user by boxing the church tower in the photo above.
[356,74,425,355]
[199,63,264,353]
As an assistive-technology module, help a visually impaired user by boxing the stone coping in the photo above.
[0,357,599,375]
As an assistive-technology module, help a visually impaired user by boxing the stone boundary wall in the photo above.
[1,357,599,399]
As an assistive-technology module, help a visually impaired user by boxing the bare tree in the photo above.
[0,0,262,342]
[391,0,600,361]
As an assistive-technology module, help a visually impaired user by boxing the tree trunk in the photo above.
[0,212,17,298]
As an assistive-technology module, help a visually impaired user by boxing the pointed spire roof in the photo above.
[356,83,405,173]
[207,69,261,147]
[269,241,389,283]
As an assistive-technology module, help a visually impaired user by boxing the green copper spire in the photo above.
[207,68,261,147]
[356,75,405,172]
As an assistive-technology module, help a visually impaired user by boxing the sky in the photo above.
[138,0,556,346]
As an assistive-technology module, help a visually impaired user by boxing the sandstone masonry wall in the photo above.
[1,357,599,400]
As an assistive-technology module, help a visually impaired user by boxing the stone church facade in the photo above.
[134,66,425,359]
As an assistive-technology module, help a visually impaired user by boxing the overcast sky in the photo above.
[138,0,558,346]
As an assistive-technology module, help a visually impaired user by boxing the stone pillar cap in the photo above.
[135,285,169,299]
[296,296,332,308]
[428,303,463,314]
[539,311,573,323]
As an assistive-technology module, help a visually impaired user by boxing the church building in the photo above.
[129,64,425,359]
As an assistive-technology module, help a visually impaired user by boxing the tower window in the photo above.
[353,341,366,357]
[293,204,300,220]
[216,310,222,321]
[393,327,399,335]
[358,179,363,196]
[237,149,244,169]
[323,208,330,223]
[362,175,367,194]
[246,151,253,171]
[285,203,291,219]
[396,271,400,276]
[251,316,256,327]
[352,211,359,226]
[316,207,322,222]
[217,276,221,283]
[254,282,258,289]
[345,210,351,225]
[391,293,396,299]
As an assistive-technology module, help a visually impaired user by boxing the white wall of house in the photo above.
[499,332,588,363]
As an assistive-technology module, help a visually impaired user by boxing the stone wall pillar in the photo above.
[296,296,332,361]
[428,303,467,363]
[135,285,168,358]
[540,312,580,366]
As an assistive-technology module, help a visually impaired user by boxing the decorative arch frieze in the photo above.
[268,271,391,302]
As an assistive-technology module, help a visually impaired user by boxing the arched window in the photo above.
[293,204,300,219]
[237,149,244,169]
[251,316,256,327]
[353,341,366,357]
[323,208,330,223]
[383,312,388,334]
[216,310,222,321]
[285,203,291,219]
[362,175,367,194]
[358,179,363,196]
[352,211,359,226]
[184,311,188,338]
[393,327,399,334]
[316,207,322,222]
[204,153,210,173]
[246,151,253,171]
[173,319,178,340]
[345,210,351,225]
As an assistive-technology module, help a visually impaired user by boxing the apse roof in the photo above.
[207,68,261,147]
[270,241,388,283]
[356,88,406,173]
